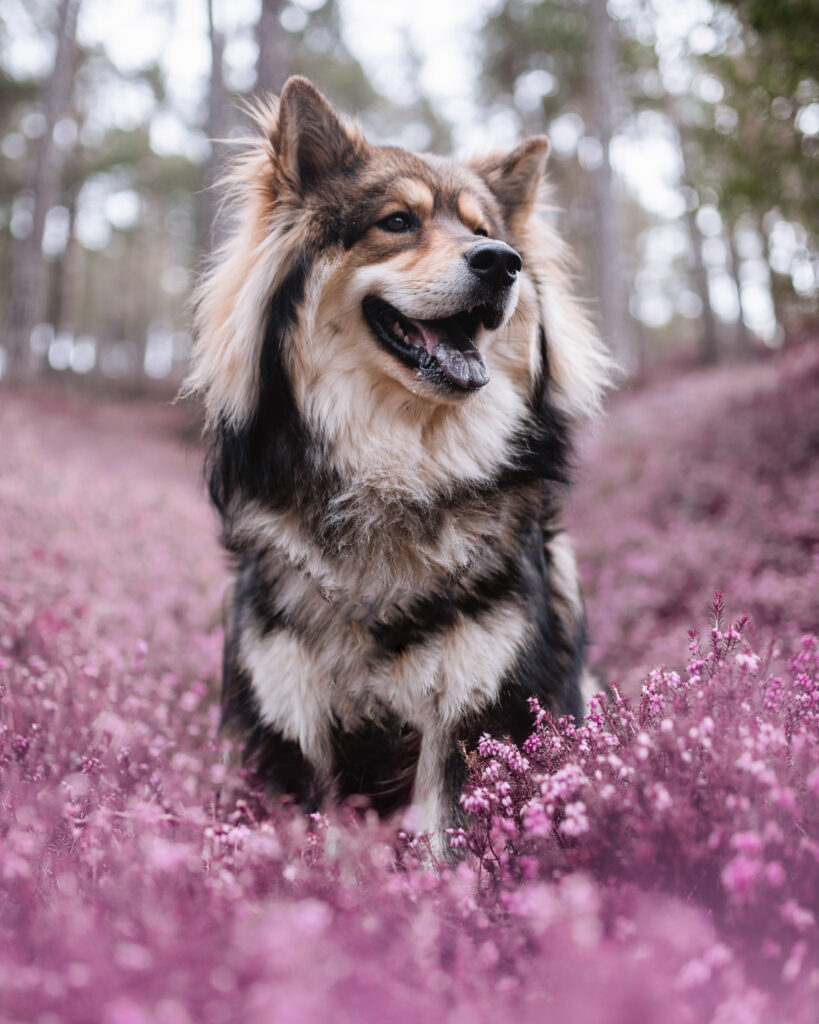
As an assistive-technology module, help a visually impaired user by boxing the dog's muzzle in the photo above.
[362,242,523,393]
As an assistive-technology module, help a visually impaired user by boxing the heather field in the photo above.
[1,345,818,1024]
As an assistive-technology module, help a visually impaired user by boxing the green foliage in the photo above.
[720,0,819,88]
[690,6,817,231]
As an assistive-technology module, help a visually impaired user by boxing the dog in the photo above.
[186,76,611,849]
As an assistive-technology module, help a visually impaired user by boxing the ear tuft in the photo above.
[471,136,550,215]
[273,76,363,191]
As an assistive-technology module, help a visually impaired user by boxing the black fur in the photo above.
[210,228,588,836]
[222,556,324,809]
[367,556,523,658]
[330,712,421,816]
[208,256,338,526]
[224,557,424,815]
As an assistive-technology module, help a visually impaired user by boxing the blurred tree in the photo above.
[480,0,818,365]
[200,0,227,252]
[670,104,722,365]
[256,0,288,97]
[0,0,396,390]
[479,0,639,370]
[682,1,818,343]
[278,0,381,115]
[589,0,629,368]
[8,0,810,392]
[195,0,385,263]
[4,0,81,382]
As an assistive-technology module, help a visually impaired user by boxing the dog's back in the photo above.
[187,78,612,846]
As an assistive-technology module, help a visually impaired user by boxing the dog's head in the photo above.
[187,78,611,478]
[264,82,539,399]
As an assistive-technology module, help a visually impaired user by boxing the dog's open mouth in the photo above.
[362,295,494,391]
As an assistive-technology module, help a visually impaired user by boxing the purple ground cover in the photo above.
[1,346,817,1023]
[572,344,819,687]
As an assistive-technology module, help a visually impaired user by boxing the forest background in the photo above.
[2,4,819,1022]
[1,0,816,389]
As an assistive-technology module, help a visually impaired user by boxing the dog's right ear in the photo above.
[272,76,364,193]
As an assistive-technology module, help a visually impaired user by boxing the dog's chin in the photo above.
[361,295,505,399]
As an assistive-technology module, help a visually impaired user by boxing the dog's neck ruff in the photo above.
[215,337,567,611]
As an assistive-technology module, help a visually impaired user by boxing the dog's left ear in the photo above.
[470,136,550,216]
[273,76,363,193]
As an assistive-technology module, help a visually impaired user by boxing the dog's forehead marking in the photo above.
[330,151,505,250]
[414,154,505,234]
[386,177,435,216]
[456,192,485,227]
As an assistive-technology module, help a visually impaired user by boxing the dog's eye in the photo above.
[379,212,414,233]
[474,227,489,237]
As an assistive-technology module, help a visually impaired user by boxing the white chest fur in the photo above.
[240,579,529,758]
[237,551,530,833]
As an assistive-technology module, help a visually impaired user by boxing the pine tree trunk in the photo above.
[588,0,633,373]
[725,222,752,356]
[199,0,227,256]
[757,215,783,337]
[684,204,719,365]
[668,92,722,366]
[4,0,80,382]
[256,0,288,98]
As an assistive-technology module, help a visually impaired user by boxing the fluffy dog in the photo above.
[186,77,611,846]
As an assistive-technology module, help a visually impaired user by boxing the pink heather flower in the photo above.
[447,828,467,850]
[481,760,501,782]
[782,940,808,984]
[764,861,786,888]
[721,855,761,896]
[675,957,712,990]
[781,901,816,932]
[460,787,492,815]
[522,798,552,838]
[735,652,761,673]
[704,943,733,969]
[647,783,672,811]
[559,801,589,837]
[3,361,819,1024]
[479,941,500,967]
[730,832,763,856]
[770,786,797,813]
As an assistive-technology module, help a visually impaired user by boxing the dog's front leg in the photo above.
[408,727,463,861]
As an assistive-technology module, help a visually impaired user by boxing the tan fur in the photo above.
[543,529,584,626]
[385,178,435,219]
[517,203,615,417]
[185,99,612,433]
[456,192,489,232]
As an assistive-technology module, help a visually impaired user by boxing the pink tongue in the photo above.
[409,320,440,355]
[405,317,489,391]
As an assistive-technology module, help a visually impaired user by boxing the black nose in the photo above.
[464,240,522,290]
